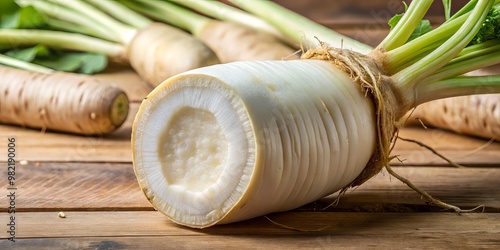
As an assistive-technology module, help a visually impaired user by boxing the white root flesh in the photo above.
[132,60,376,228]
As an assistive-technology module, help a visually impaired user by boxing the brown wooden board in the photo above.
[3,234,500,250]
[0,162,151,212]
[1,211,499,248]
[1,162,498,212]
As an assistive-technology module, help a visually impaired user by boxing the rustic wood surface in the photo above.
[1,0,499,249]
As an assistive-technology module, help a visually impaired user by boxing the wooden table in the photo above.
[1,1,499,249]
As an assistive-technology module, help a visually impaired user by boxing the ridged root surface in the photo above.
[0,66,129,135]
[127,23,220,87]
[132,60,376,228]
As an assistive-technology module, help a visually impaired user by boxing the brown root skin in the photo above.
[198,20,299,62]
[0,66,129,135]
[409,94,500,141]
[127,23,220,87]
[301,46,411,187]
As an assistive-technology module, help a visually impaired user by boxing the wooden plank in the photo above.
[310,166,500,212]
[0,162,151,211]
[3,233,500,250]
[1,162,498,211]
[2,211,499,238]
[393,127,500,166]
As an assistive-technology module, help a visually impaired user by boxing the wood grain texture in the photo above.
[313,167,500,212]
[3,234,500,250]
[1,162,498,212]
[1,211,498,248]
[0,162,151,211]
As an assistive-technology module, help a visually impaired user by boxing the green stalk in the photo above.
[449,0,478,20]
[449,0,499,20]
[384,14,469,74]
[18,0,137,44]
[423,41,500,82]
[167,0,291,44]
[120,0,209,36]
[0,29,125,58]
[455,38,500,60]
[48,0,137,44]
[0,54,54,73]
[443,0,452,20]
[416,75,500,105]
[45,0,137,44]
[228,0,371,53]
[44,19,106,39]
[377,0,433,51]
[16,0,115,42]
[84,0,151,29]
[393,0,494,89]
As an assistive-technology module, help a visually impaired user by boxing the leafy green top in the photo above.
[389,1,500,46]
[469,4,500,44]
[0,0,107,74]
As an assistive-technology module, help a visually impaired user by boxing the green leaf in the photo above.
[387,3,411,31]
[388,14,403,31]
[469,6,500,45]
[79,54,108,74]
[388,14,433,42]
[5,45,50,62]
[0,0,18,15]
[0,0,47,29]
[2,45,108,74]
[34,53,108,74]
[408,20,433,42]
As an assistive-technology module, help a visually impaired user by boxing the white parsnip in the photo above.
[0,66,128,135]
[133,60,375,227]
[411,94,500,140]
[126,23,220,87]
[132,0,500,229]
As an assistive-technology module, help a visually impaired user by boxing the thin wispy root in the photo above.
[384,164,485,213]
[264,216,330,232]
[397,136,466,168]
